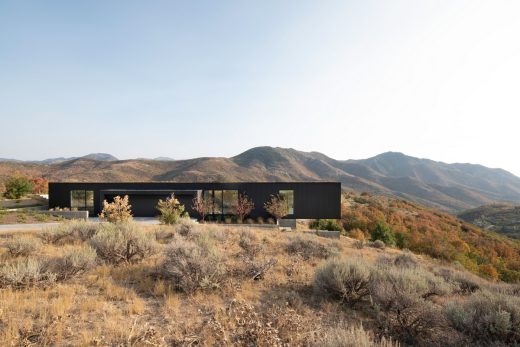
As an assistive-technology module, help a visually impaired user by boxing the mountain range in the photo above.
[1,146,520,213]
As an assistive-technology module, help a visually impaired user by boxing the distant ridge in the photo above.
[2,146,520,212]
[0,153,119,165]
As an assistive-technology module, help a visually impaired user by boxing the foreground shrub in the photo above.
[90,222,158,264]
[238,229,263,258]
[39,220,98,244]
[4,237,42,257]
[156,194,187,225]
[160,235,225,293]
[377,253,418,269]
[316,324,398,347]
[314,258,372,305]
[0,258,56,289]
[370,266,452,344]
[99,195,133,223]
[244,258,278,280]
[394,252,418,269]
[175,217,196,236]
[285,234,338,260]
[446,291,520,344]
[434,267,481,295]
[50,246,97,280]
[369,240,386,249]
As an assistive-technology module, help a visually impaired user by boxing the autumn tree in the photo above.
[99,195,133,223]
[232,193,255,222]
[264,194,289,224]
[156,194,187,225]
[192,194,214,223]
[32,177,48,194]
[4,175,33,199]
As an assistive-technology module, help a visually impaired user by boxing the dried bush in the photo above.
[50,246,97,280]
[99,195,133,223]
[39,220,98,244]
[154,226,176,242]
[244,258,278,280]
[285,234,338,260]
[0,258,56,289]
[348,228,366,241]
[4,237,42,257]
[377,253,418,269]
[39,224,75,244]
[369,240,386,249]
[238,229,263,258]
[488,282,520,296]
[370,266,452,344]
[160,235,225,293]
[434,267,481,295]
[224,299,318,347]
[175,217,196,236]
[314,258,372,305]
[89,222,158,264]
[394,252,418,269]
[446,291,520,344]
[353,240,365,249]
[316,324,398,347]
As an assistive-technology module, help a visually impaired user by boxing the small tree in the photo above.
[232,193,255,222]
[4,175,33,199]
[32,177,48,194]
[370,221,395,246]
[264,194,289,224]
[156,194,186,225]
[192,194,214,223]
[99,195,133,223]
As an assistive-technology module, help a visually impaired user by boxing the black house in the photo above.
[48,182,341,219]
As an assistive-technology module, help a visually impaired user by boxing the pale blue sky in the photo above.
[1,1,520,175]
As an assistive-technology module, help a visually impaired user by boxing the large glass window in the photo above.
[203,189,238,215]
[213,190,223,214]
[279,190,294,215]
[223,190,238,214]
[70,190,94,213]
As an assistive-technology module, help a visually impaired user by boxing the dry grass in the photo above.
[0,223,518,346]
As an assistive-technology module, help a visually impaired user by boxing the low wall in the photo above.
[279,219,297,229]
[41,210,89,220]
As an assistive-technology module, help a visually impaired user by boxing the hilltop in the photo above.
[2,146,520,212]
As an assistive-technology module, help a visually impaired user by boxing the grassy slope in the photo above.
[0,222,518,346]
[341,192,520,282]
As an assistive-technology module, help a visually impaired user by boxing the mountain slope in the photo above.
[458,204,520,239]
[1,147,520,213]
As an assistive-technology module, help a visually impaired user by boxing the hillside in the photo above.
[458,204,520,239]
[341,192,520,282]
[2,146,520,212]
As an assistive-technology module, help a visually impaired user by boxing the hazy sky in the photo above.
[1,1,520,175]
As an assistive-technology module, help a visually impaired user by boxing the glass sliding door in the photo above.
[71,190,86,210]
[70,190,95,213]
[213,190,223,214]
[279,190,294,215]
[223,190,238,214]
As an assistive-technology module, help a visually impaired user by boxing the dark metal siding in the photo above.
[48,182,341,219]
